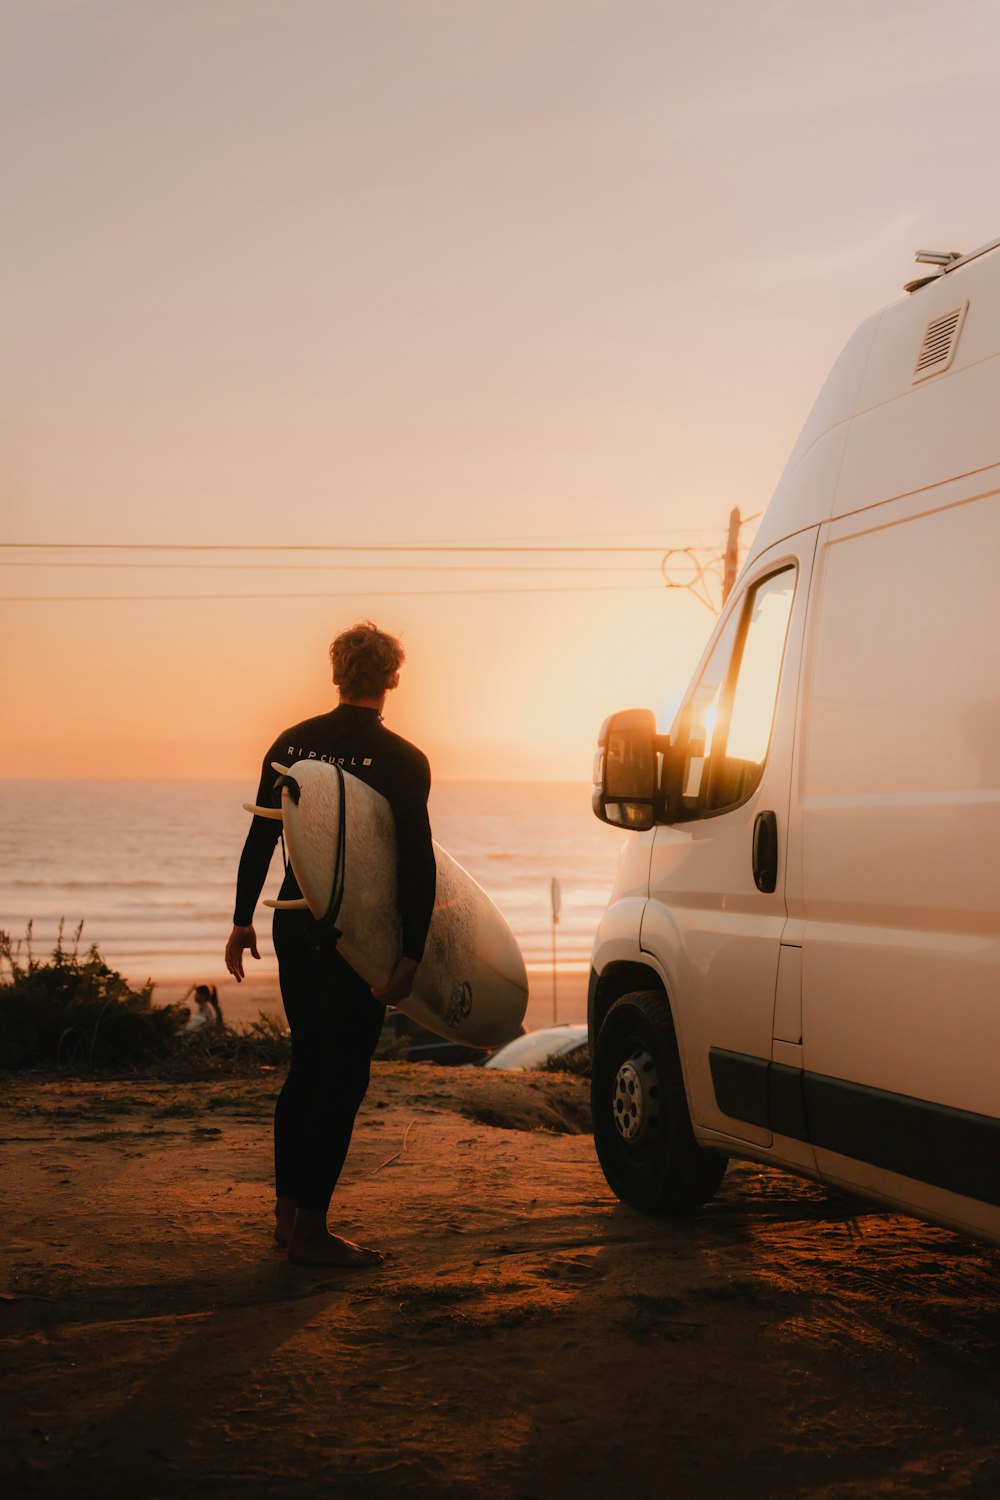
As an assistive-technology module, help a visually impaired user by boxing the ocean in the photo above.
[0,779,627,985]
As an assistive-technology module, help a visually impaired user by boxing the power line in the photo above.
[0,560,668,574]
[0,583,669,603]
[0,512,764,604]
[416,525,734,541]
[0,540,694,555]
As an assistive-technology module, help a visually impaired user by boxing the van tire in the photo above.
[592,992,728,1214]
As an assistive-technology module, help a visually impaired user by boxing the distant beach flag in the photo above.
[550,877,561,923]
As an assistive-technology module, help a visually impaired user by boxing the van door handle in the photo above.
[752,811,778,893]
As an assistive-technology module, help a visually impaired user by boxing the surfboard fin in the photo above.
[269,774,301,810]
[263,897,311,911]
[242,803,283,820]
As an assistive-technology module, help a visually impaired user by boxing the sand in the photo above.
[2,1065,998,1499]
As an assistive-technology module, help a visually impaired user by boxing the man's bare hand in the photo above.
[226,924,260,982]
[371,956,419,1006]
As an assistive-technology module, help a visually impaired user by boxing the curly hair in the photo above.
[329,621,405,700]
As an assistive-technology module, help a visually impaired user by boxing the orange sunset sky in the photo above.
[2,1,999,782]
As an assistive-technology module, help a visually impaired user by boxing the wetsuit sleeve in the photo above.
[389,750,437,962]
[232,750,284,926]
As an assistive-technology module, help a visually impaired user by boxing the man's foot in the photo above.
[287,1227,384,1268]
[274,1197,298,1248]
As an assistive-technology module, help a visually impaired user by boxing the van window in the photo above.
[676,566,796,817]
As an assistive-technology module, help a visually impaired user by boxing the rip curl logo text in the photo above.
[445,981,473,1028]
[286,747,373,768]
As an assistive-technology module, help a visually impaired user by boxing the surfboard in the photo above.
[254,759,528,1049]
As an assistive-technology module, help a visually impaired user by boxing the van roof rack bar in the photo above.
[915,250,963,268]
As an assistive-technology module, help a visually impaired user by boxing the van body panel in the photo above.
[836,357,1000,515]
[608,826,655,906]
[796,488,1000,1126]
[638,877,780,1147]
[590,896,651,975]
[643,531,818,1147]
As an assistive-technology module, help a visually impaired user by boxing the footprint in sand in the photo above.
[537,1256,604,1283]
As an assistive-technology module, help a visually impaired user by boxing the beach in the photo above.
[3,1065,998,1498]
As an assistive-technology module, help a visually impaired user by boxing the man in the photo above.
[225,621,436,1267]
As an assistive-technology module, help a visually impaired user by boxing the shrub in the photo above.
[0,923,188,1071]
[169,1009,292,1075]
[544,1043,591,1079]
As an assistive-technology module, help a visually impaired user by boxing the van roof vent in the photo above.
[913,301,968,381]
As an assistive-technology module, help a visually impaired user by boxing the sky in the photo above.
[2,0,999,781]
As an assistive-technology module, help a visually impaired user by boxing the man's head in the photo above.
[330,620,405,704]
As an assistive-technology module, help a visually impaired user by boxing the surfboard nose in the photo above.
[242,803,283,820]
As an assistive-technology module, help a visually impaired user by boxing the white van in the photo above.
[589,238,1000,1245]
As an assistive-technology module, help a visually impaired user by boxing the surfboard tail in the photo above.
[263,897,311,911]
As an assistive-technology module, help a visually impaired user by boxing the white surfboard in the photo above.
[256,759,528,1049]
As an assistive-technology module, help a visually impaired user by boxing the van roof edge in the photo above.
[942,234,1000,276]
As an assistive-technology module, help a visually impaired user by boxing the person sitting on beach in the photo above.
[184,984,223,1031]
[224,621,436,1269]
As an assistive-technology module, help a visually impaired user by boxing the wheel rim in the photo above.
[611,1045,659,1145]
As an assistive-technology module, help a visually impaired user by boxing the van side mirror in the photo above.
[592,708,660,830]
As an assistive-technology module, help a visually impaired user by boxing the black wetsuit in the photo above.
[233,704,436,1214]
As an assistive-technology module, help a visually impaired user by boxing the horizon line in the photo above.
[0,772,593,786]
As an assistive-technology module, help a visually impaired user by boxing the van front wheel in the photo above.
[592,992,727,1214]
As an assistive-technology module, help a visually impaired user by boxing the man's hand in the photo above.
[225,924,260,982]
[371,956,419,1007]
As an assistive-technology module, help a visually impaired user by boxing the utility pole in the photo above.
[660,505,756,613]
[721,506,741,606]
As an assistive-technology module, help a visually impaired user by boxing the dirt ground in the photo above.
[1,1066,998,1499]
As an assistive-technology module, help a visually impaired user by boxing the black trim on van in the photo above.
[708,1047,1000,1207]
[707,1047,770,1127]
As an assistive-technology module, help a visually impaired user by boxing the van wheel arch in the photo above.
[589,962,667,1040]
